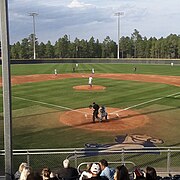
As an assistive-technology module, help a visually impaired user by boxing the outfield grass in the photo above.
[0,63,180,150]
[3,63,180,76]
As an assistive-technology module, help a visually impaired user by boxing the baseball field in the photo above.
[0,63,180,150]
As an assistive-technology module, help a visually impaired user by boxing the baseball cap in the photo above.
[90,163,101,175]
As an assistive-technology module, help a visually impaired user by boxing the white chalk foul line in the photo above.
[12,95,89,115]
[1,91,179,116]
[111,91,180,114]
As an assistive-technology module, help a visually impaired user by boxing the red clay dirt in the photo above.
[60,107,149,132]
[0,73,179,87]
[0,73,179,132]
[73,85,106,91]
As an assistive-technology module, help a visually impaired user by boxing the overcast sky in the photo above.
[2,0,180,44]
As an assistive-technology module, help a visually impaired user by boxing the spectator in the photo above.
[99,159,114,180]
[145,166,157,180]
[79,163,93,180]
[14,163,28,180]
[19,166,31,180]
[41,167,58,180]
[80,163,109,180]
[86,163,93,172]
[113,165,130,180]
[89,163,106,180]
[80,171,92,180]
[57,159,79,180]
[41,167,51,180]
[90,163,100,179]
[133,167,145,180]
[27,172,43,180]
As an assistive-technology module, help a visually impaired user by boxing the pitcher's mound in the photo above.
[60,107,149,132]
[73,85,106,91]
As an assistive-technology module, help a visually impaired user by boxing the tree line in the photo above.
[1,29,180,59]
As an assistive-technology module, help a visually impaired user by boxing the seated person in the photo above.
[145,166,157,180]
[57,159,79,180]
[132,167,145,180]
[14,162,28,180]
[99,159,114,180]
[114,165,130,180]
[80,163,107,180]
[79,163,93,180]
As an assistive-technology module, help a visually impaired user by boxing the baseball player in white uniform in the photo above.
[88,76,93,87]
[54,69,57,75]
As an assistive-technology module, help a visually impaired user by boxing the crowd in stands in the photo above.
[13,159,180,180]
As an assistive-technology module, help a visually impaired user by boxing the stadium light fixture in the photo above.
[29,12,38,59]
[114,12,124,59]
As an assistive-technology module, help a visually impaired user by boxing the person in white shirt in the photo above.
[88,76,93,87]
[54,69,57,75]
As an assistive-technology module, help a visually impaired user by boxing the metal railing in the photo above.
[0,147,180,177]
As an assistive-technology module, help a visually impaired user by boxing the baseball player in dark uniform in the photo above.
[92,102,100,123]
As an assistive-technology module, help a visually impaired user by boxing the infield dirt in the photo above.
[0,73,179,87]
[59,107,149,132]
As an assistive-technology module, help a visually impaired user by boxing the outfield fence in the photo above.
[0,147,180,177]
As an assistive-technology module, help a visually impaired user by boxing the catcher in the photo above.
[99,106,108,122]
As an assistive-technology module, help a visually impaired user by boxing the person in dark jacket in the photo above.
[145,166,157,180]
[113,165,130,180]
[57,159,79,180]
[92,102,100,123]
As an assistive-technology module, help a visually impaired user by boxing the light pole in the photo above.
[134,36,137,58]
[0,1,13,179]
[29,12,38,59]
[114,12,124,59]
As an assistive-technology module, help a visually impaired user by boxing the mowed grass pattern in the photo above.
[0,63,180,149]
[3,63,180,76]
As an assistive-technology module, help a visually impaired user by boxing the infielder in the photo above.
[54,69,57,75]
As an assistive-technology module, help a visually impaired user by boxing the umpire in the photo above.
[92,102,100,123]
